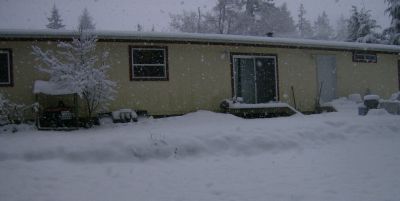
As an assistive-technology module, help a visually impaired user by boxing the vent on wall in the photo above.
[352,51,377,63]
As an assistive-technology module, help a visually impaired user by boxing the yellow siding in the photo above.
[0,40,398,115]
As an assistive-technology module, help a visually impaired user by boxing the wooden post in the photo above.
[74,93,78,127]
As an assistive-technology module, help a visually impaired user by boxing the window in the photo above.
[353,51,377,63]
[130,46,168,81]
[398,60,400,91]
[0,49,13,86]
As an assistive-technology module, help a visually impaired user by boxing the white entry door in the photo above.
[316,55,337,103]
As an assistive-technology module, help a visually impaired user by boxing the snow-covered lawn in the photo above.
[0,99,400,201]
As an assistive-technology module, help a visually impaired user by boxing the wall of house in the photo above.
[0,40,398,116]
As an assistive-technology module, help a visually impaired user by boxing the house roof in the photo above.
[1,29,400,54]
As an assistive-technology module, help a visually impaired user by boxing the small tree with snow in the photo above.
[0,93,12,125]
[33,12,116,122]
[0,93,26,125]
[347,6,380,43]
[46,4,65,29]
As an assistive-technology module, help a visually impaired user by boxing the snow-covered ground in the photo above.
[0,98,400,201]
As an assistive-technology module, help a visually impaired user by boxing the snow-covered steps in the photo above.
[221,101,301,118]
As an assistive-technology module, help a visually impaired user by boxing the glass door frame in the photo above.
[231,54,278,103]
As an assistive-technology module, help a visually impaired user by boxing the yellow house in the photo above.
[1,30,399,116]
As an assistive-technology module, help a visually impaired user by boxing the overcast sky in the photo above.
[0,0,390,32]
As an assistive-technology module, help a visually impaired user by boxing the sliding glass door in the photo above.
[233,55,277,104]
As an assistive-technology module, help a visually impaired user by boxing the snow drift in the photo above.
[1,101,399,163]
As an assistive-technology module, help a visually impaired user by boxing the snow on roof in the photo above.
[33,80,76,95]
[1,29,400,53]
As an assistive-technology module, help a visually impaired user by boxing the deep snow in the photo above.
[0,98,399,201]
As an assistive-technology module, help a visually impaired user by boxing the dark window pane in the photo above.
[354,54,364,61]
[132,49,164,64]
[354,52,377,63]
[133,65,165,78]
[0,53,9,83]
[365,55,377,62]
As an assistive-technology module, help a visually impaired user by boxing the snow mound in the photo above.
[367,109,391,116]
[0,124,35,134]
[0,104,399,163]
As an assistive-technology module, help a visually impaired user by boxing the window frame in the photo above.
[352,51,377,63]
[129,46,169,81]
[0,49,13,87]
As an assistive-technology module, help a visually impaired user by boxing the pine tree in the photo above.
[313,11,333,40]
[347,6,360,42]
[384,0,400,44]
[137,24,143,31]
[297,4,313,38]
[347,6,380,43]
[334,15,348,41]
[272,3,296,36]
[46,4,65,29]
[78,8,95,31]
[32,25,116,121]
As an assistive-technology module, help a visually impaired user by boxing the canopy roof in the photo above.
[33,80,77,95]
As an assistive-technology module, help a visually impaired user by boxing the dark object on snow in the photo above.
[135,110,149,117]
[38,106,77,129]
[358,94,381,116]
[315,105,337,113]
[380,101,400,115]
[358,106,368,116]
[220,100,230,113]
[364,99,379,109]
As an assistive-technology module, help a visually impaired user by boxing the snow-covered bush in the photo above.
[0,93,26,125]
[32,29,116,121]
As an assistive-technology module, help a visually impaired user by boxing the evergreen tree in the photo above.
[271,3,296,36]
[384,0,400,44]
[46,4,65,29]
[334,15,349,41]
[347,6,360,42]
[137,24,143,32]
[297,4,313,38]
[313,11,333,40]
[78,8,95,31]
[347,6,380,43]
